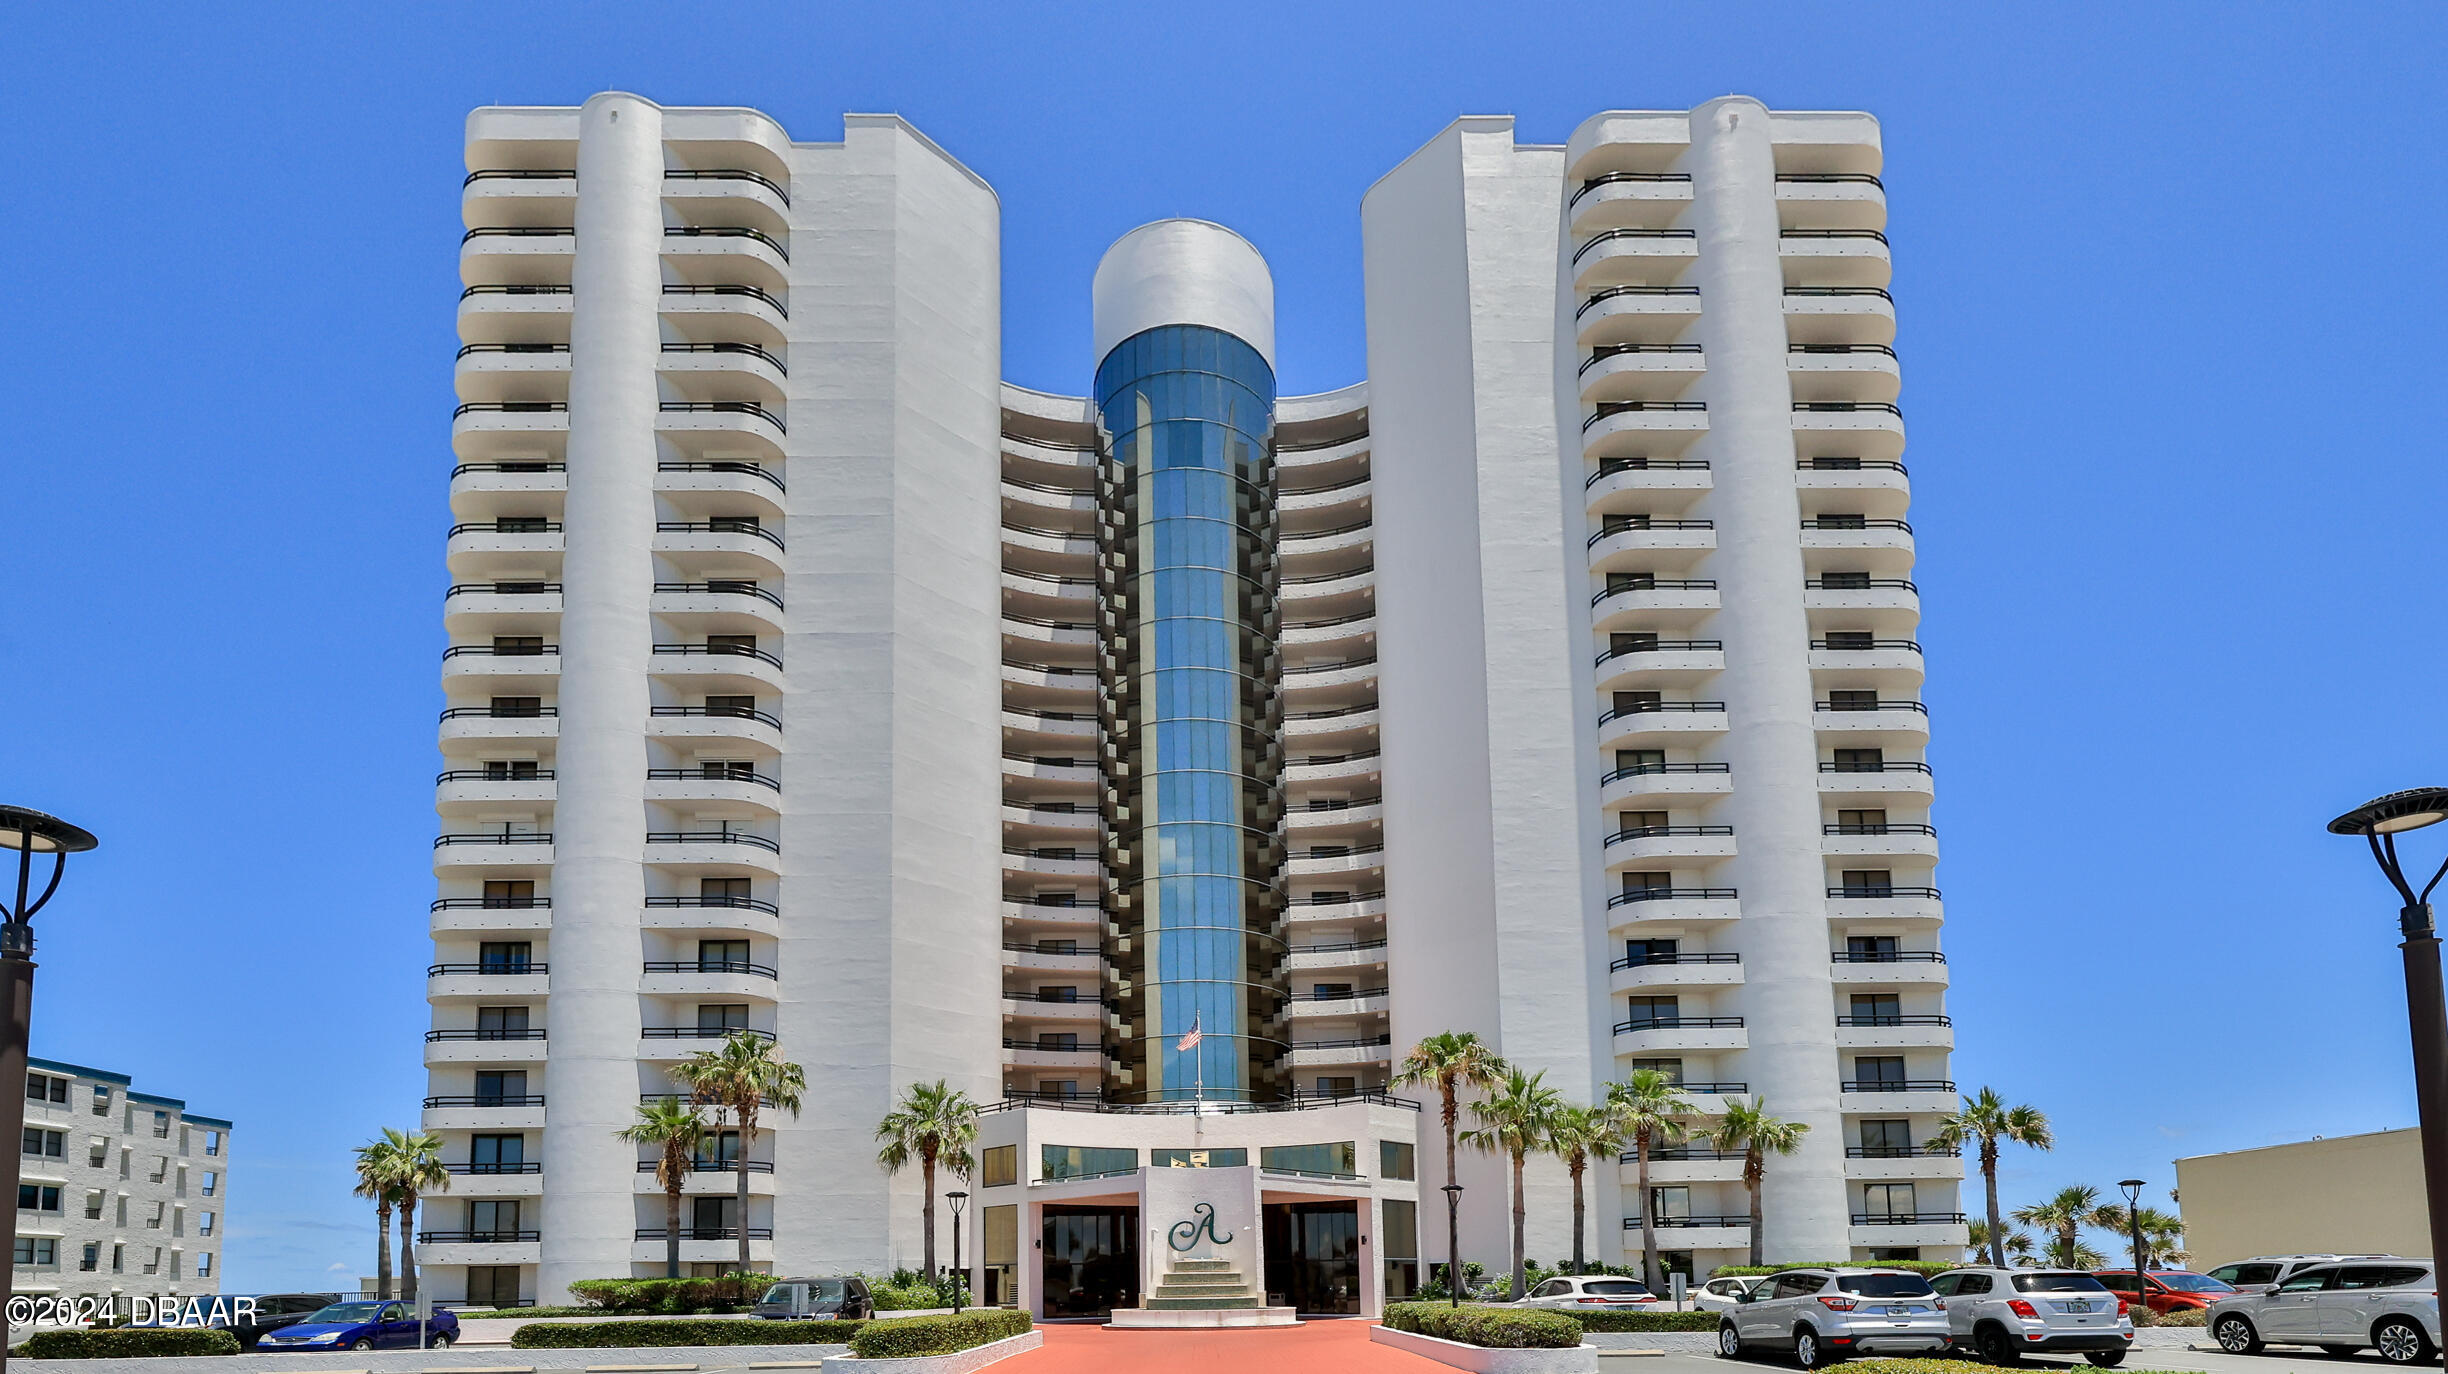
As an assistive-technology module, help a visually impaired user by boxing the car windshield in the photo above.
[2015,1274,2110,1293]
[305,1304,385,1323]
[2154,1274,2235,1293]
[1838,1274,1935,1297]
[1582,1281,1650,1296]
[808,1281,846,1300]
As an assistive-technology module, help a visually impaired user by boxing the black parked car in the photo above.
[228,1293,345,1348]
[753,1277,873,1321]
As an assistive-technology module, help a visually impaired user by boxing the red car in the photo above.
[2093,1269,2238,1313]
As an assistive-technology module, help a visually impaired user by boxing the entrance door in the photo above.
[1041,1206,1138,1317]
[1263,1201,1360,1314]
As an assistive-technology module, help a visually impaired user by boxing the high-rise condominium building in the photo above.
[425,92,1962,1313]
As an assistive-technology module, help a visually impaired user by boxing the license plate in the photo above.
[2066,1301,2093,1313]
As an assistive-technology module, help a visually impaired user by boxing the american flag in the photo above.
[1175,1013,1203,1052]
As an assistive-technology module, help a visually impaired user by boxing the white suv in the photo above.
[2208,1259,2440,1365]
[1717,1267,1948,1368]
[1932,1267,2135,1366]
[2203,1254,2395,1295]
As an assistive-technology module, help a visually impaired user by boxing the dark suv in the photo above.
[228,1293,345,1348]
[753,1277,874,1321]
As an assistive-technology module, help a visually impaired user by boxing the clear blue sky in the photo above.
[3,1,2442,1290]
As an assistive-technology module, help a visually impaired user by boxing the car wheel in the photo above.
[2214,1314,2263,1355]
[2084,1353,2125,1368]
[1717,1322,1744,1359]
[2374,1318,2434,1366]
[1976,1323,2022,1366]
[1794,1327,1830,1369]
[431,1332,454,1348]
[350,1339,376,1351]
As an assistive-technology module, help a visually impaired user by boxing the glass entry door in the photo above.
[1041,1206,1138,1317]
[1262,1201,1359,1314]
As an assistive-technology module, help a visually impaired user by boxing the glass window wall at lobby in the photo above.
[1094,324,1288,1102]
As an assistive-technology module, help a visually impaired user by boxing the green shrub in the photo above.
[1382,1303,1584,1349]
[847,1309,1032,1359]
[1710,1260,1960,1278]
[510,1319,860,1348]
[2133,1305,2207,1327]
[1558,1308,1719,1332]
[857,1270,960,1311]
[566,1275,759,1313]
[21,1327,242,1359]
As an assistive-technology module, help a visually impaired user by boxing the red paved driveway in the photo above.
[997,1319,1443,1372]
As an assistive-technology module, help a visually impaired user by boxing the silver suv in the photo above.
[1717,1267,1948,1368]
[1932,1267,2135,1366]
[2208,1259,2440,1365]
[2203,1254,2394,1295]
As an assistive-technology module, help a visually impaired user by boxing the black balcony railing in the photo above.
[1576,284,1702,319]
[1289,1034,1393,1051]
[452,402,567,420]
[655,580,784,609]
[646,830,780,853]
[445,1162,541,1175]
[1611,952,1740,972]
[1295,890,1386,907]
[418,1230,539,1244]
[1004,1037,1094,1051]
[1585,400,1708,432]
[1607,825,1734,846]
[1851,1212,1968,1226]
[1782,229,1891,245]
[1613,1016,1744,1034]
[1578,344,1704,378]
[1820,761,1934,775]
[662,283,788,317]
[1572,227,1699,263]
[661,341,787,373]
[423,1095,545,1109]
[652,704,782,730]
[642,1027,777,1041]
[1290,939,1391,956]
[633,1227,772,1241]
[635,1159,775,1174]
[1570,171,1693,206]
[1601,763,1731,787]
[650,644,782,670]
[665,168,792,204]
[430,896,550,911]
[424,1029,545,1042]
[1795,401,1905,418]
[1801,517,1913,533]
[434,833,552,848]
[1833,950,1947,964]
[646,895,780,915]
[435,769,555,785]
[461,226,572,243]
[659,459,785,491]
[1824,824,1939,837]
[427,963,547,977]
[1811,638,1921,653]
[1599,704,1728,729]
[1776,173,1885,187]
[1841,1079,1956,1093]
[648,766,781,791]
[460,285,573,301]
[1293,987,1388,1001]
[1592,580,1717,606]
[464,168,574,185]
[1797,456,1909,474]
[657,519,786,549]
[1608,887,1737,907]
[643,959,778,979]
[1587,457,1711,484]
[453,461,568,478]
[1837,1014,1953,1027]
[1624,1215,1750,1229]
[1596,640,1722,666]
[1827,886,1943,901]
[445,581,561,598]
[1846,1145,1961,1158]
[1816,696,1926,712]
[1623,1146,1746,1162]
[660,400,785,433]
[439,642,553,664]
[1785,286,1895,301]
[1588,520,1713,548]
[664,224,789,259]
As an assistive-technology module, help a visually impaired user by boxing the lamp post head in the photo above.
[2119,1178,2144,1204]
[0,810,98,856]
[2332,789,2448,838]
[946,1189,968,1216]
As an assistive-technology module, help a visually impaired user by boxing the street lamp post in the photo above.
[1441,1183,1465,1308]
[2118,1179,2147,1292]
[945,1190,967,1315]
[0,808,96,1374]
[2330,786,2448,1373]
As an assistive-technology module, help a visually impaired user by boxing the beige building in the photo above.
[2176,1128,2430,1266]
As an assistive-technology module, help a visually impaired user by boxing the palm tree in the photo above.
[351,1135,403,1300]
[1393,1031,1507,1303]
[1930,1088,2053,1268]
[620,1100,708,1278]
[1544,1103,1626,1275]
[874,1080,982,1279]
[672,1031,807,1275]
[1458,1066,1563,1305]
[2013,1184,2117,1273]
[385,1129,450,1302]
[1606,1069,1695,1289]
[1711,1098,1810,1268]
[1966,1217,2037,1266]
[2097,1202,2187,1269]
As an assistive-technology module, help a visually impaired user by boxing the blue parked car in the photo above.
[255,1300,458,1350]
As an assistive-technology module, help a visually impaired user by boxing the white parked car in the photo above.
[2208,1259,2441,1365]
[1520,1275,1658,1309]
[1931,1267,2134,1366]
[2202,1254,2396,1295]
[1692,1274,1764,1312]
[1717,1267,1949,1368]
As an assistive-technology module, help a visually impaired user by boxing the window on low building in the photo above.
[979,1144,1017,1188]
[1259,1142,1356,1177]
[17,1184,60,1212]
[13,1238,55,1266]
[1379,1140,1416,1181]
[1150,1148,1247,1168]
[1040,1145,1135,1181]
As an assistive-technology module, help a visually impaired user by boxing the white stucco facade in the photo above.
[423,92,1958,1308]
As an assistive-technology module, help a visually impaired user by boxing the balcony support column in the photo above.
[1686,96,1853,1261]
[537,91,663,1304]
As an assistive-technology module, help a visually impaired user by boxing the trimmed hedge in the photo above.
[2133,1305,2207,1327]
[847,1309,1032,1359]
[566,1275,761,1313]
[1558,1308,1719,1332]
[21,1328,242,1359]
[1383,1303,1584,1350]
[1711,1260,1959,1278]
[511,1319,861,1348]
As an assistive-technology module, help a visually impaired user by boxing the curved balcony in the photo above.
[458,291,573,363]
[1587,520,1714,574]
[1002,432,1098,473]
[1821,823,1939,862]
[1830,950,1950,989]
[664,167,792,216]
[1000,900,1103,935]
[422,1096,547,1132]
[1590,579,1718,632]
[442,582,562,635]
[1585,458,1711,511]
[1604,825,1737,864]
[1002,477,1096,528]
[641,961,781,1001]
[1280,560,1374,610]
[1807,638,1924,690]
[1775,173,1887,232]
[439,646,559,695]
[1001,707,1095,754]
[660,340,787,393]
[1285,939,1389,973]
[1779,229,1891,288]
[1571,228,1699,291]
[1843,1149,1965,1182]
[644,829,781,876]
[651,581,784,635]
[1003,847,1098,881]
[1584,401,1708,459]
[1594,640,1725,689]
[460,227,574,289]
[426,964,550,1001]
[642,895,779,940]
[1000,522,1097,578]
[1287,1035,1393,1069]
[1793,400,1905,464]
[1002,752,1097,788]
[645,767,781,815]
[1606,888,1740,929]
[1280,656,1378,694]
[1817,760,1935,803]
[1000,660,1098,707]
[445,521,564,577]
[1288,844,1385,878]
[656,460,786,516]
[648,644,784,695]
[455,343,571,406]
[662,224,789,281]
[1003,613,1096,653]
[1568,172,1693,235]
[1284,893,1388,927]
[1279,472,1370,518]
[430,895,551,936]
[1575,286,1704,347]
[1002,996,1101,1024]
[1799,518,1915,570]
[1600,759,1734,805]
[647,705,780,751]
[451,461,567,510]
[1788,344,1900,406]
[1612,1018,1747,1053]
[1609,952,1743,994]
[1784,286,1895,346]
[423,1029,546,1067]
[1803,574,1918,621]
[653,520,785,572]
[431,831,553,874]
[1596,702,1729,749]
[1002,1040,1103,1071]
[1836,1014,1955,1050]
[1822,881,1944,923]
[434,769,554,813]
[1003,803,1097,838]
[1275,430,1371,473]
[1286,749,1382,786]
[451,401,568,463]
[1838,1079,1956,1113]
[1280,518,1373,564]
[1000,942,1100,975]
[1284,703,1380,747]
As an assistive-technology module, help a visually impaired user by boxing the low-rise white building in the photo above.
[16,1058,232,1306]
